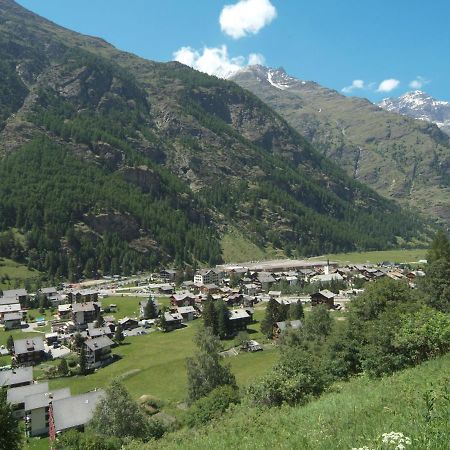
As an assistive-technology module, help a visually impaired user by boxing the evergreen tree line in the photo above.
[0,137,222,278]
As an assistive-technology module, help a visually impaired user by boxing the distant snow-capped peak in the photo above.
[379,91,450,133]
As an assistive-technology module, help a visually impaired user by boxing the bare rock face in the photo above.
[92,142,124,168]
[83,212,140,241]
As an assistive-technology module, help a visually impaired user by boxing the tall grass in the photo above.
[149,353,450,450]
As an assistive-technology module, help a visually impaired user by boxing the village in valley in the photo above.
[0,255,426,445]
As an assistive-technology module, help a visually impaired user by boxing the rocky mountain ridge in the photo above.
[231,65,450,222]
[379,90,450,135]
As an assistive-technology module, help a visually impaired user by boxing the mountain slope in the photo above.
[0,0,427,278]
[144,353,450,450]
[230,65,450,223]
[379,90,450,136]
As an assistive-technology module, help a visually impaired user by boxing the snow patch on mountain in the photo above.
[379,91,450,135]
[231,65,308,91]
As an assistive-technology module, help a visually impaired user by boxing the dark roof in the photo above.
[24,388,71,411]
[85,336,114,351]
[2,289,27,297]
[72,302,97,313]
[41,287,57,294]
[0,367,33,387]
[0,304,21,314]
[316,289,335,299]
[88,326,112,338]
[51,390,105,432]
[7,382,49,405]
[257,273,276,283]
[0,297,19,306]
[14,337,45,355]
[164,312,182,322]
[4,312,22,321]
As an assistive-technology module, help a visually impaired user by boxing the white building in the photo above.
[25,388,71,437]
[194,269,222,285]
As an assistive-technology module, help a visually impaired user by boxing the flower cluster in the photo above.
[351,447,371,450]
[381,432,412,450]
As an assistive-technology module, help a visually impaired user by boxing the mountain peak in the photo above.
[379,91,450,133]
[232,65,305,91]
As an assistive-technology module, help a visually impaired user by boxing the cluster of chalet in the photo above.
[0,287,118,371]
[0,289,29,331]
[162,259,425,301]
[0,287,68,331]
[346,263,425,286]
[0,366,103,439]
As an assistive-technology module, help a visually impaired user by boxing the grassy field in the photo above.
[0,257,42,290]
[46,318,277,403]
[311,248,427,265]
[101,295,143,319]
[221,228,285,263]
[151,353,450,450]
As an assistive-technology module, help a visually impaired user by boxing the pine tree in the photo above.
[215,300,230,339]
[427,230,450,264]
[94,312,105,328]
[288,301,304,320]
[144,298,157,319]
[202,298,218,335]
[261,298,284,338]
[6,335,14,354]
[114,323,125,343]
[72,332,84,351]
[157,310,169,332]
[186,327,236,404]
[58,358,69,376]
[0,389,22,450]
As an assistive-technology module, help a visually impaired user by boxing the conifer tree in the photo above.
[186,327,236,404]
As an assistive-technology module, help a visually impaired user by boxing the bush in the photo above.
[186,385,240,427]
[66,353,79,368]
[54,429,123,450]
[247,347,328,407]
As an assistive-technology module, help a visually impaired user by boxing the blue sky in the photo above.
[17,0,450,102]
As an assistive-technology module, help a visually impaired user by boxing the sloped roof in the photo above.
[0,367,33,387]
[14,337,45,355]
[51,390,105,432]
[24,387,71,411]
[85,336,114,351]
[7,382,49,405]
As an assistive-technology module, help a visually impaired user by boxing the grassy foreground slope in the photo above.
[150,354,450,450]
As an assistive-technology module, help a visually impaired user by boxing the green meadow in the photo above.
[311,248,427,265]
[150,353,450,450]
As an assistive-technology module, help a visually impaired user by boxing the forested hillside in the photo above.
[0,0,428,279]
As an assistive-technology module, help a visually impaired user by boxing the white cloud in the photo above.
[342,79,365,93]
[173,45,264,78]
[409,76,430,90]
[220,0,277,39]
[377,78,400,93]
[248,53,266,66]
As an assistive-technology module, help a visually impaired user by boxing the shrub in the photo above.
[247,347,328,407]
[186,385,240,427]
